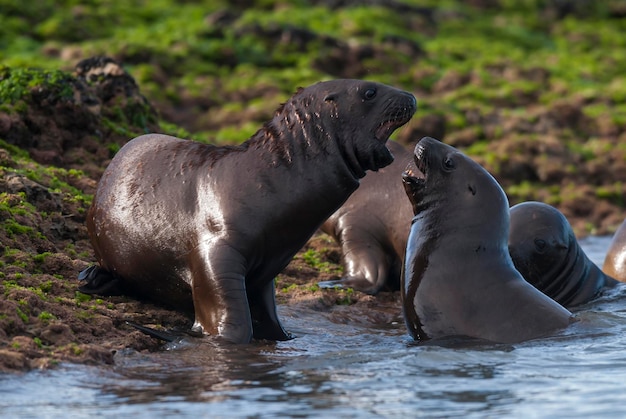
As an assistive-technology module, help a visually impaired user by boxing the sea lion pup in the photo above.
[79,79,417,344]
[603,219,626,282]
[508,201,618,307]
[319,140,414,294]
[401,137,574,344]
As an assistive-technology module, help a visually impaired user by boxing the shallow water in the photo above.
[2,236,626,418]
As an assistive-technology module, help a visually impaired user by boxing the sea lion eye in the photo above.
[442,156,455,171]
[363,88,377,100]
[534,239,547,252]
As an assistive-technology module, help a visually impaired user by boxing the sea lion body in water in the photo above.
[80,79,416,344]
[319,140,413,294]
[603,219,626,283]
[508,201,618,307]
[401,137,574,344]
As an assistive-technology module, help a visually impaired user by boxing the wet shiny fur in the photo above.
[603,219,626,283]
[509,201,617,307]
[81,79,416,343]
[401,137,573,344]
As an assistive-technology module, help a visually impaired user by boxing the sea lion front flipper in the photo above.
[248,279,292,341]
[77,265,123,296]
[190,246,254,344]
[331,232,392,295]
[318,265,399,294]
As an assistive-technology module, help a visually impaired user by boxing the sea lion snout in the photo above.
[335,82,416,178]
[411,136,443,172]
[375,92,417,142]
[401,139,429,186]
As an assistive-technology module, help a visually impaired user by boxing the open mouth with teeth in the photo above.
[402,143,426,187]
[401,143,427,213]
[347,116,417,179]
[375,118,406,143]
[344,95,417,179]
[375,100,417,143]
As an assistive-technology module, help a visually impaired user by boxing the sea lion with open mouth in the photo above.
[401,137,574,344]
[79,79,416,344]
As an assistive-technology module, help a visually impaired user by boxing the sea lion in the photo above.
[401,137,574,344]
[79,79,416,344]
[508,201,618,307]
[603,219,626,282]
[319,140,414,294]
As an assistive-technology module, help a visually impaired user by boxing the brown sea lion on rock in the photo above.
[319,140,414,294]
[401,137,574,344]
[79,79,416,344]
[603,219,626,283]
[508,201,618,308]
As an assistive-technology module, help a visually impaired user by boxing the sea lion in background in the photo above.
[319,140,414,294]
[401,137,574,344]
[603,219,626,282]
[79,79,416,344]
[508,201,618,308]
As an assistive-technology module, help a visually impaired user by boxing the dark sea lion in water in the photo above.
[508,201,618,308]
[319,140,414,294]
[603,219,626,282]
[79,79,416,344]
[401,137,574,344]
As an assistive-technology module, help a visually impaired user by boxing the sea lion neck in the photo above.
[241,112,362,193]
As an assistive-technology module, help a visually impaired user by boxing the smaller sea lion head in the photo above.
[284,79,416,178]
[508,201,573,288]
[402,137,509,231]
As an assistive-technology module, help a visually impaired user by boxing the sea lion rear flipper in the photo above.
[77,265,123,296]
[125,321,179,342]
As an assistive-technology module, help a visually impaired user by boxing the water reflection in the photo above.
[93,314,408,411]
[102,341,287,404]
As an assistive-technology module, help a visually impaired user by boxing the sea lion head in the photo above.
[508,201,573,290]
[281,79,416,178]
[402,136,509,234]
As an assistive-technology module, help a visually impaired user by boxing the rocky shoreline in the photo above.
[1,1,626,372]
[1,56,623,372]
